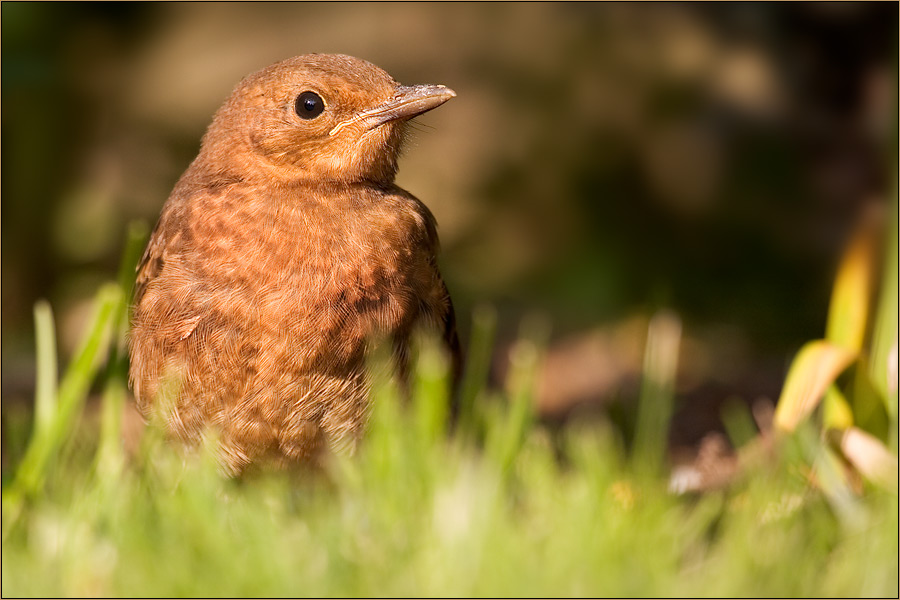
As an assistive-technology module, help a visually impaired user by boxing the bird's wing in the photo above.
[133,195,186,307]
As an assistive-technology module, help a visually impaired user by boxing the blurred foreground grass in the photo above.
[2,216,897,597]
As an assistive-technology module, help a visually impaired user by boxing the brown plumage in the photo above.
[128,54,460,474]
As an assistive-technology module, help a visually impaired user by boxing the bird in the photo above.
[128,53,460,474]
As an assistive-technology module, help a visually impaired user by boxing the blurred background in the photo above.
[2,3,896,457]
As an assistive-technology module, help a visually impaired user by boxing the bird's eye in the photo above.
[295,91,325,119]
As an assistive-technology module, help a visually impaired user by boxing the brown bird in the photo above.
[128,54,460,474]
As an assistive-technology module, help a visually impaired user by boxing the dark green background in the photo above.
[2,2,895,447]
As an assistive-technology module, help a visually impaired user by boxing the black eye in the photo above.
[294,91,324,119]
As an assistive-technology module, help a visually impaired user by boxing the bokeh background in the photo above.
[2,3,896,456]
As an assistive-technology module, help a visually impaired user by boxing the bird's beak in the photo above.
[329,84,456,136]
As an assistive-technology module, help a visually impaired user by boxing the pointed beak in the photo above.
[329,84,456,136]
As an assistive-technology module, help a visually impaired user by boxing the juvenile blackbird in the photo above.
[128,54,460,474]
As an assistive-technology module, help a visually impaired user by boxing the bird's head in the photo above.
[198,54,455,186]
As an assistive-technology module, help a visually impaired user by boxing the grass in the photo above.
[1,217,897,598]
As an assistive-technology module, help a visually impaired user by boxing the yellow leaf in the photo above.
[825,211,879,353]
[774,340,856,432]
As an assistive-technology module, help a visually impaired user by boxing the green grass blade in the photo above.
[93,220,150,479]
[55,284,121,434]
[458,304,497,433]
[823,385,854,430]
[116,220,150,296]
[94,357,128,481]
[412,332,451,447]
[868,199,898,420]
[815,441,868,531]
[490,315,547,474]
[632,310,681,478]
[7,284,122,501]
[720,396,758,449]
[32,301,58,441]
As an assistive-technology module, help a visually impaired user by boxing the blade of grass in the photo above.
[55,284,121,442]
[815,442,868,532]
[412,332,451,448]
[458,304,497,434]
[490,315,547,474]
[720,396,758,449]
[32,301,58,441]
[822,385,854,430]
[93,221,149,480]
[94,366,127,481]
[116,220,150,296]
[848,359,890,440]
[792,424,867,531]
[632,310,681,478]
[7,283,122,503]
[2,301,63,534]
[868,199,898,419]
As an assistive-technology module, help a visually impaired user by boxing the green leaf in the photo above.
[822,385,854,430]
[849,359,890,441]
